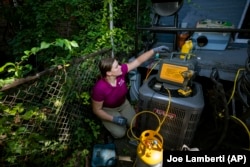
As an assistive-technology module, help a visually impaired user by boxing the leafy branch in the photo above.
[0,39,79,89]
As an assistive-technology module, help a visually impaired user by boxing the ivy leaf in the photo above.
[45,140,51,147]
[14,70,21,77]
[55,38,64,47]
[64,40,72,51]
[4,108,17,115]
[21,55,29,61]
[7,67,15,73]
[31,47,40,55]
[0,62,15,73]
[16,127,27,134]
[24,50,31,55]
[0,78,15,88]
[13,103,25,113]
[40,42,51,49]
[8,141,22,154]
[24,64,32,72]
[70,41,79,48]
[21,110,34,120]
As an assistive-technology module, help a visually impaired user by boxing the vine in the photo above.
[0,38,78,89]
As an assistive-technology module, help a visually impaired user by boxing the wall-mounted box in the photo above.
[192,32,231,50]
[191,19,234,50]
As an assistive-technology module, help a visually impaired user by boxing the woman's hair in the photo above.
[99,57,116,77]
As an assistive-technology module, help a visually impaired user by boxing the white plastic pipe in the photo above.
[109,1,114,58]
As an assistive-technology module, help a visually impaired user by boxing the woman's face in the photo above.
[109,60,122,77]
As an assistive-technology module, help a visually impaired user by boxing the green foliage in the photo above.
[63,149,89,167]
[0,86,100,166]
[0,103,66,165]
[79,92,91,105]
[0,38,87,166]
[71,118,100,149]
[0,38,78,89]
[0,38,104,166]
[3,0,151,66]
[0,0,153,166]
[63,118,100,167]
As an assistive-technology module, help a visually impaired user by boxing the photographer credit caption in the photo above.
[165,154,247,165]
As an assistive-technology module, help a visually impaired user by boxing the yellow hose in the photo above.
[225,68,250,150]
[227,68,245,105]
[127,84,171,141]
[230,115,250,150]
[145,60,161,81]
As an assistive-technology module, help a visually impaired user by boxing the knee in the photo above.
[102,121,127,139]
[111,129,126,139]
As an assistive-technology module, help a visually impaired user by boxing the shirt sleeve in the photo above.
[91,82,104,102]
[121,64,128,75]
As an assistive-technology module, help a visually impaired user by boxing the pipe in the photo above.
[109,0,114,58]
[137,27,250,33]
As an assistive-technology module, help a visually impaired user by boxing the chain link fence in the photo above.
[0,49,111,164]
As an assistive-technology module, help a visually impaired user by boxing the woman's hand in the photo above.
[112,116,127,126]
[153,45,170,53]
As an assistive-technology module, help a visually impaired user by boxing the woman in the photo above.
[91,46,169,138]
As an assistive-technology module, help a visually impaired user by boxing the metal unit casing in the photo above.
[138,75,204,150]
